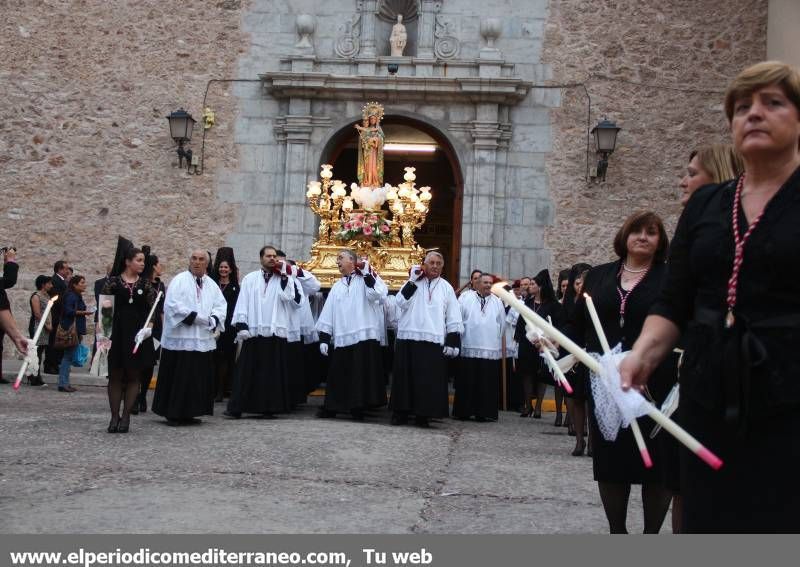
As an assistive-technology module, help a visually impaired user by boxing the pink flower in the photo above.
[353,220,363,229]
[380,224,390,233]
[355,213,365,221]
[368,215,378,224]
[362,224,374,236]
[344,222,352,230]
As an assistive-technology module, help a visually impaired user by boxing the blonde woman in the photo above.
[679,144,744,206]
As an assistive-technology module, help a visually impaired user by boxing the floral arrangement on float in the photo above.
[338,211,392,242]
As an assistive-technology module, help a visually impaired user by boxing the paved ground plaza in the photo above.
[1,365,656,534]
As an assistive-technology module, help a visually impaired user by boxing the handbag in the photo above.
[71,343,89,367]
[54,321,78,350]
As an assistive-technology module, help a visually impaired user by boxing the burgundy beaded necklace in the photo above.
[726,174,766,328]
[617,265,650,328]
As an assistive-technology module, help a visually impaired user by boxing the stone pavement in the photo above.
[0,371,661,534]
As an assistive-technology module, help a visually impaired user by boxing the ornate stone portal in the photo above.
[301,103,432,290]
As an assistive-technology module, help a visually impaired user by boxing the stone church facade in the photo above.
[226,0,557,278]
[3,0,794,340]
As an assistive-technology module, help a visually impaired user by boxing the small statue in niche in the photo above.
[389,14,407,56]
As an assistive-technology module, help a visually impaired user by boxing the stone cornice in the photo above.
[261,72,532,105]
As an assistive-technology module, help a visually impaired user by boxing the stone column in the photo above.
[462,103,502,276]
[417,0,438,59]
[359,0,378,57]
[279,98,315,257]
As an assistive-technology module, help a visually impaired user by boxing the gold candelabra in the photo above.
[302,164,432,289]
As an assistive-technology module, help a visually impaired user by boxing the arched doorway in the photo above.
[320,115,463,285]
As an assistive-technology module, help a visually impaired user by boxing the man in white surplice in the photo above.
[224,245,303,418]
[152,249,227,426]
[389,251,463,427]
[453,273,505,421]
[315,249,388,420]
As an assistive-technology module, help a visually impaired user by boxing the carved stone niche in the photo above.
[334,0,459,61]
[377,0,419,57]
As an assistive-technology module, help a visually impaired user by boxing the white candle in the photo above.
[133,290,163,354]
[583,293,611,353]
[492,281,721,469]
[492,282,601,373]
[13,295,58,390]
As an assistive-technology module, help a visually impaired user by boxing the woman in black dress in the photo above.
[622,61,800,533]
[562,262,591,446]
[133,249,165,414]
[211,247,240,402]
[572,212,673,533]
[101,238,156,433]
[515,270,561,419]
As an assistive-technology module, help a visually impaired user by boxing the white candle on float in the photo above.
[14,295,58,390]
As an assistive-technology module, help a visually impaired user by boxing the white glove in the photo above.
[443,346,460,358]
[319,343,329,356]
[359,259,372,276]
[278,261,289,276]
[235,329,252,343]
[134,327,152,344]
[525,324,542,347]
[23,339,39,377]
[207,317,218,332]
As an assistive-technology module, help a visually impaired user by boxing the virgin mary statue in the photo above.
[355,102,385,187]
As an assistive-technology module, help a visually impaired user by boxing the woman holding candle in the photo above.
[26,275,53,386]
[101,238,156,433]
[570,211,673,533]
[132,249,165,414]
[57,275,92,393]
[621,61,800,533]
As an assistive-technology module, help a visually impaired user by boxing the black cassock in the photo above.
[453,358,500,420]
[651,169,800,533]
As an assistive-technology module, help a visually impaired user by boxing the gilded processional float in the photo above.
[302,102,432,290]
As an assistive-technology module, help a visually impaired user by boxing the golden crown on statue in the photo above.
[361,101,384,122]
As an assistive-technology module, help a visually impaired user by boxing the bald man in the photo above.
[152,249,227,426]
[390,251,463,427]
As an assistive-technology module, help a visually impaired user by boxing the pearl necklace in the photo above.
[622,263,649,273]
